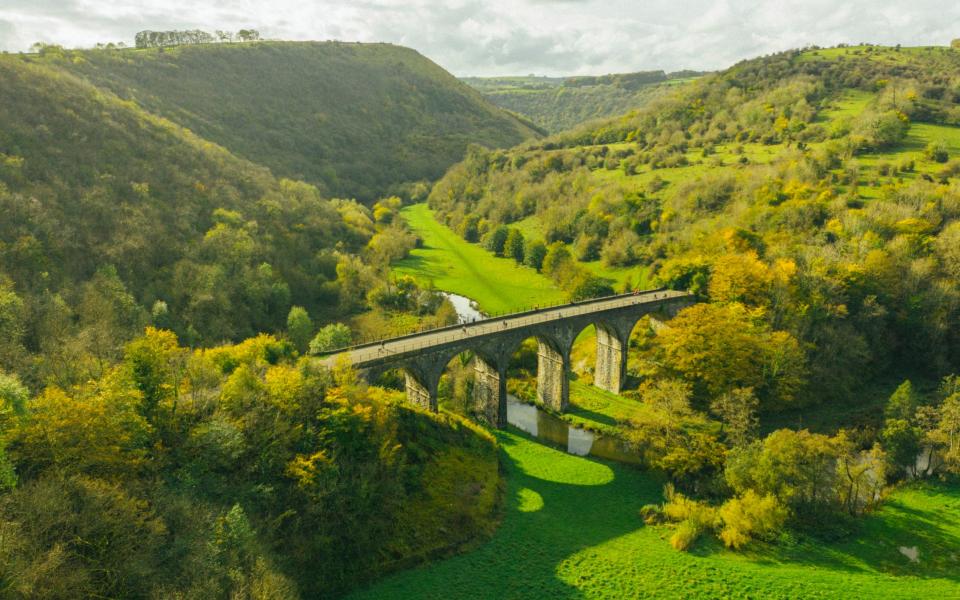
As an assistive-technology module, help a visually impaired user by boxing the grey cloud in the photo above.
[0,0,958,75]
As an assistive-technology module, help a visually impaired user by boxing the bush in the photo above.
[717,490,788,549]
[639,503,665,525]
[925,139,949,163]
[670,519,702,551]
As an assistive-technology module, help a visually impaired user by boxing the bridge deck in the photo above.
[322,289,689,368]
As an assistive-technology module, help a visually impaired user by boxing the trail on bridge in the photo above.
[322,289,689,368]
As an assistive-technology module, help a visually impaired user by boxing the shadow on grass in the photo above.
[700,483,960,583]
[351,429,960,599]
[564,404,619,427]
[348,425,661,599]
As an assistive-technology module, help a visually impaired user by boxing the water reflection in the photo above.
[444,292,641,466]
[506,397,641,465]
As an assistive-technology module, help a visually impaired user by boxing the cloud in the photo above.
[0,0,957,75]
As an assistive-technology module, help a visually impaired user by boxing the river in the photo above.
[441,292,485,323]
[443,290,641,465]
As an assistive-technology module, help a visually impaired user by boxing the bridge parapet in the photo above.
[320,289,694,427]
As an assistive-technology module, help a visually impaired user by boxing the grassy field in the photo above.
[349,429,960,599]
[394,203,566,313]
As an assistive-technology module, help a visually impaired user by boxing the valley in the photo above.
[1,21,959,599]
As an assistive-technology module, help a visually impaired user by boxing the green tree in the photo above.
[505,228,525,262]
[484,225,509,256]
[885,380,917,422]
[287,306,314,353]
[309,323,352,354]
[524,240,548,271]
[0,276,25,369]
[725,429,841,514]
[925,139,949,163]
[881,418,922,478]
[542,242,574,280]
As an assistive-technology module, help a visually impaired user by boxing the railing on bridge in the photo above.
[317,287,679,358]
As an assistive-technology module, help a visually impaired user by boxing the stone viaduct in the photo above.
[320,289,693,427]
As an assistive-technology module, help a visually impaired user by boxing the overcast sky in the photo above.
[1,1,958,76]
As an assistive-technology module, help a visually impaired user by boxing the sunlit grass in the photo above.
[393,203,566,314]
[351,430,960,599]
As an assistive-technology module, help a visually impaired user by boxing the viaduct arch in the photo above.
[320,289,693,427]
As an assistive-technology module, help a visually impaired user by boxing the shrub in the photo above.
[925,140,949,163]
[717,490,788,549]
[670,520,702,551]
[639,503,665,525]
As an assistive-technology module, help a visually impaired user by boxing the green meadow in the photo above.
[393,203,566,313]
[350,429,960,599]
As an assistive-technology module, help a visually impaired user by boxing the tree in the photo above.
[885,380,917,422]
[238,29,261,42]
[123,328,187,425]
[9,369,151,480]
[524,240,548,271]
[505,228,525,263]
[725,429,841,514]
[836,433,887,515]
[936,391,960,472]
[0,276,25,369]
[952,39,960,50]
[309,323,352,354]
[708,252,772,306]
[484,225,509,256]
[641,379,692,417]
[655,303,806,408]
[567,273,615,301]
[287,306,313,353]
[541,242,574,280]
[710,387,759,447]
[881,418,922,478]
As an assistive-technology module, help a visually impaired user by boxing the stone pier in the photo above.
[473,355,507,427]
[404,372,438,412]
[594,323,629,394]
[537,339,569,412]
[322,290,694,428]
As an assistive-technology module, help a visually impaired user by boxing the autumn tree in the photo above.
[655,303,806,409]
[710,387,760,447]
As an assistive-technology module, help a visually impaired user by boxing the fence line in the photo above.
[321,288,683,359]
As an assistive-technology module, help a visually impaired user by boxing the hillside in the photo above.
[0,40,540,386]
[462,71,702,133]
[0,49,410,391]
[0,43,503,599]
[429,44,960,410]
[51,41,540,200]
[0,54,358,363]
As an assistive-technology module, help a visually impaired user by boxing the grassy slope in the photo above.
[351,430,960,599]
[54,42,539,200]
[393,203,566,313]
